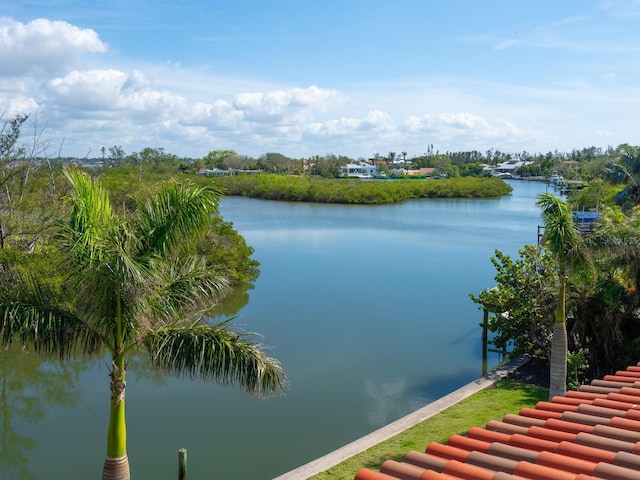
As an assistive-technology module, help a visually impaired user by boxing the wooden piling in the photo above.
[178,448,187,480]
[482,309,489,376]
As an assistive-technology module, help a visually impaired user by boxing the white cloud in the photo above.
[47,69,128,109]
[1,96,39,118]
[0,17,107,76]
[398,112,524,145]
[359,109,393,131]
[233,85,342,122]
[45,69,193,122]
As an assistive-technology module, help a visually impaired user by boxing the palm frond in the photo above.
[143,320,286,396]
[588,206,640,290]
[136,181,223,256]
[139,255,231,330]
[62,167,114,266]
[603,161,633,186]
[537,192,593,279]
[619,144,640,181]
[0,275,104,359]
[537,193,576,255]
[60,170,148,342]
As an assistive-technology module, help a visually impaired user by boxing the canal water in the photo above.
[2,180,550,480]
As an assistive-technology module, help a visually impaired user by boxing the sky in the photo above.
[1,0,640,160]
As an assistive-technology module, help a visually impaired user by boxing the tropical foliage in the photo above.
[0,168,285,480]
[470,246,558,359]
[472,197,640,389]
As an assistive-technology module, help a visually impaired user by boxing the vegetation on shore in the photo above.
[309,380,548,480]
[471,145,640,389]
[208,174,512,204]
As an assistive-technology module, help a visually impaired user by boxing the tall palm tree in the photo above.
[537,192,592,399]
[0,168,286,480]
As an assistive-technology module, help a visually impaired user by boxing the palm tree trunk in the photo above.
[549,274,568,399]
[103,356,129,480]
[102,454,130,480]
[549,321,568,399]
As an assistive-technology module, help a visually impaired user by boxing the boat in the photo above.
[549,171,562,185]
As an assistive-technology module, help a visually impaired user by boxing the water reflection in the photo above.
[408,368,479,403]
[209,281,253,318]
[364,377,411,426]
[0,348,85,480]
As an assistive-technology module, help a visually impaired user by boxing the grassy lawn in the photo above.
[309,380,548,480]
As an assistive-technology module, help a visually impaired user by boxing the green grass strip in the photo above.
[309,380,548,480]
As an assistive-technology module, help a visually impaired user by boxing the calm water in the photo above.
[2,180,549,480]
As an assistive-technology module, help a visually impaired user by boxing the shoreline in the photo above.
[273,355,530,480]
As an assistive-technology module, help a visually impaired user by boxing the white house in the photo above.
[338,162,378,178]
[491,160,532,177]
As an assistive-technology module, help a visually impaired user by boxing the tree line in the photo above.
[46,135,634,182]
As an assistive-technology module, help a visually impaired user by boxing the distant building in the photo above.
[198,168,261,176]
[338,162,377,178]
[406,167,436,176]
[199,168,234,176]
[491,160,532,177]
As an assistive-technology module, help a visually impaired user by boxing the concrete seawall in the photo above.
[273,356,530,480]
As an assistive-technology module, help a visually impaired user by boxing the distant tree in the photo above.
[258,152,301,175]
[460,162,487,177]
[108,146,125,166]
[202,149,238,169]
[192,158,206,172]
[0,114,64,252]
[313,154,341,178]
[568,179,617,210]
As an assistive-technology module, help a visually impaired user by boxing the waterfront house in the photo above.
[339,162,378,178]
[492,160,532,177]
[406,167,436,176]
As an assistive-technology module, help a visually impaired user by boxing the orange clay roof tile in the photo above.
[354,362,640,480]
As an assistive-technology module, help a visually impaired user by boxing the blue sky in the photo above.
[1,1,639,159]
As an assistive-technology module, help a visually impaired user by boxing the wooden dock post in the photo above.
[482,309,489,376]
[178,448,187,480]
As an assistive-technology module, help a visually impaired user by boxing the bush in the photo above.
[211,175,511,204]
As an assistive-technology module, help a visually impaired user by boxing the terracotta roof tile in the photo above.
[354,362,640,480]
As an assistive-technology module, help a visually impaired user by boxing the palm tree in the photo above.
[604,144,640,207]
[537,192,592,399]
[588,206,640,289]
[0,168,286,480]
[582,206,640,371]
